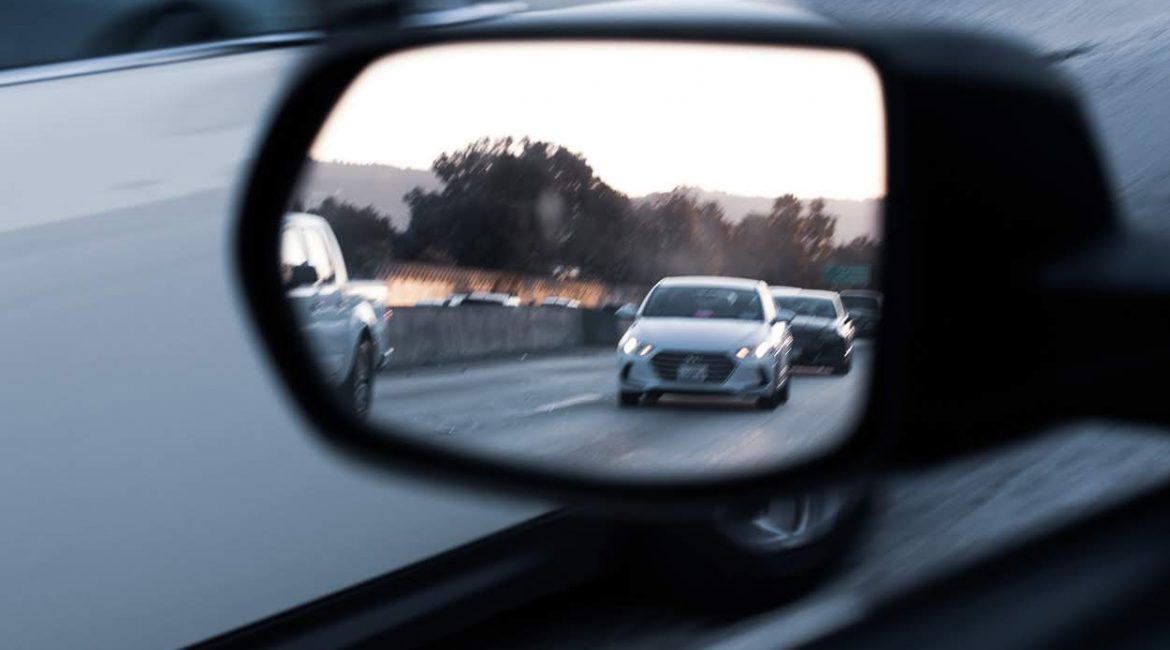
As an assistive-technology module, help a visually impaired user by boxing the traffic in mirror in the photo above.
[279,40,886,479]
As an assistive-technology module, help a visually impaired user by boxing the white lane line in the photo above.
[532,393,605,414]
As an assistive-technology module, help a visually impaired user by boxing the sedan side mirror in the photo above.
[615,304,638,320]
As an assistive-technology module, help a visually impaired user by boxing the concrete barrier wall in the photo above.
[384,306,596,368]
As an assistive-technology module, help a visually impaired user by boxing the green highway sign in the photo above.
[824,264,870,287]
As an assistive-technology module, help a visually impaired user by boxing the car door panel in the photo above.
[0,47,543,650]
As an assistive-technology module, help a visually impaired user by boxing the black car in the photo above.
[771,287,855,374]
[840,289,883,338]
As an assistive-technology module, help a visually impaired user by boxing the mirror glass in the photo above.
[283,40,885,479]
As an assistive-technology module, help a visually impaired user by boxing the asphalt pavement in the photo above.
[372,344,872,477]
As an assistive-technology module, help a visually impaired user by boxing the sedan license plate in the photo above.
[678,362,709,382]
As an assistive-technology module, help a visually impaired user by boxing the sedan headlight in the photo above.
[620,335,654,356]
[753,340,775,358]
[620,335,639,355]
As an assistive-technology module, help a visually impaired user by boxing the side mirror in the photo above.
[615,304,638,320]
[776,308,797,324]
[237,4,1123,510]
[286,263,318,289]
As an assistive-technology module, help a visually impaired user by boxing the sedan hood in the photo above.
[630,317,769,352]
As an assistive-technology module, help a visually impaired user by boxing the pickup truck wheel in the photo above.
[342,338,375,419]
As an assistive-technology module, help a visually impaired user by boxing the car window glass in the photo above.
[776,296,837,318]
[842,296,879,311]
[283,39,885,479]
[302,227,335,284]
[643,286,764,320]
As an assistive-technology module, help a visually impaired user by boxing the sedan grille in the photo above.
[650,351,736,383]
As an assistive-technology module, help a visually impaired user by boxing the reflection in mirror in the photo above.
[284,41,885,478]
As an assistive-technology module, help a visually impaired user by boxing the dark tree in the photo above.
[725,194,839,287]
[299,136,882,290]
[825,235,882,288]
[625,188,731,282]
[310,196,400,278]
[402,138,639,281]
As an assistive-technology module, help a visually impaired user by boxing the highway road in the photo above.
[372,344,871,476]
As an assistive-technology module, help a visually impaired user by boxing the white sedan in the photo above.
[617,277,795,408]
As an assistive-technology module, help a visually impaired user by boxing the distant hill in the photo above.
[298,161,440,228]
[299,160,881,243]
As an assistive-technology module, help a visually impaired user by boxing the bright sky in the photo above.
[311,41,886,200]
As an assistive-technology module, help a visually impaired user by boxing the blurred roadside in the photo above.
[0,1,324,71]
[0,0,614,72]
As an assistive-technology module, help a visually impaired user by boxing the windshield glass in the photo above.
[841,295,879,311]
[642,286,764,320]
[775,295,837,318]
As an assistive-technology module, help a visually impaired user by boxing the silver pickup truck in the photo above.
[281,212,393,417]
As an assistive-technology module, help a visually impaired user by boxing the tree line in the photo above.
[303,137,880,289]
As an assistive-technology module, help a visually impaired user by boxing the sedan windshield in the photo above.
[775,296,837,318]
[842,296,879,311]
[642,286,764,320]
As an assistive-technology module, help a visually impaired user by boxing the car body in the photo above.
[772,287,855,373]
[0,39,545,649]
[540,296,582,308]
[839,289,883,338]
[618,276,793,408]
[281,212,393,414]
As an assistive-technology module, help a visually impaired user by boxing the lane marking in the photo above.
[532,393,605,414]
